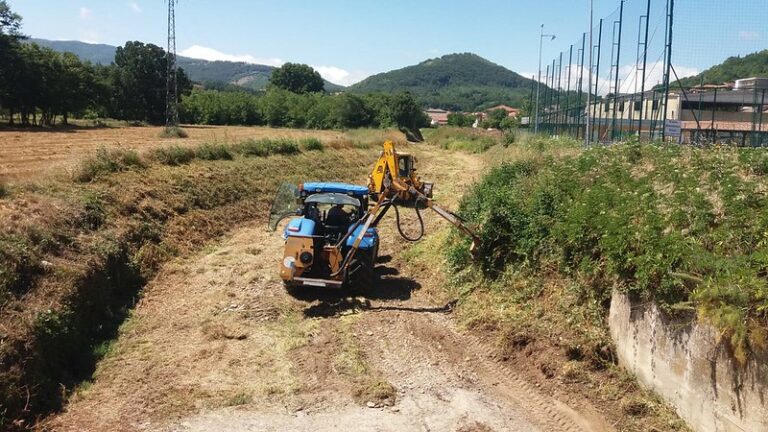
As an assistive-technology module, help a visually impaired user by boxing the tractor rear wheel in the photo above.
[348,250,375,292]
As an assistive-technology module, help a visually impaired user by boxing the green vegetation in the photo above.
[159,126,189,138]
[194,142,233,161]
[300,137,324,151]
[180,88,429,130]
[349,53,535,111]
[451,142,768,363]
[447,112,475,127]
[423,127,501,153]
[28,38,346,93]
[269,62,325,94]
[1,3,192,127]
[74,147,146,182]
[150,145,196,166]
[678,49,768,87]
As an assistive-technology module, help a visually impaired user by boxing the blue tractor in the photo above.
[269,182,380,290]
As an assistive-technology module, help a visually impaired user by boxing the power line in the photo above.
[165,0,179,128]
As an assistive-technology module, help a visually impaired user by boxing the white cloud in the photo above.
[180,45,285,67]
[532,62,697,96]
[179,45,368,86]
[738,31,760,41]
[312,66,369,86]
[129,2,142,13]
[79,7,93,20]
[78,30,99,44]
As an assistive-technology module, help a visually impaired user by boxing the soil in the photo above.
[40,144,615,432]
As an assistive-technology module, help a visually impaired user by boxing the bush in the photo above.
[300,137,324,152]
[0,183,8,199]
[0,235,42,301]
[78,193,106,230]
[503,131,516,147]
[424,127,500,153]
[195,143,233,161]
[454,142,768,361]
[159,126,189,138]
[74,148,146,182]
[151,145,196,166]
[236,138,300,157]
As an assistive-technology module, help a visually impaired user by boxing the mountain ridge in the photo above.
[677,49,768,88]
[27,38,345,92]
[348,53,535,111]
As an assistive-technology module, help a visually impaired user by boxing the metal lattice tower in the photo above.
[165,0,179,127]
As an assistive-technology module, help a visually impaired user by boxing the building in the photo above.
[486,105,521,118]
[565,77,768,144]
[424,108,451,126]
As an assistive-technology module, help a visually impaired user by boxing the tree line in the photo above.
[180,88,428,130]
[0,1,428,131]
[0,2,194,126]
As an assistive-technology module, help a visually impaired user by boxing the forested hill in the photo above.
[677,50,768,88]
[348,53,534,111]
[27,38,345,92]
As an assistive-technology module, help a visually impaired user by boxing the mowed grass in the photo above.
[0,128,389,429]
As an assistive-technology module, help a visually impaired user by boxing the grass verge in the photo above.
[452,142,768,363]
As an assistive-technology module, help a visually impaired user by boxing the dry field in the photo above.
[0,125,397,181]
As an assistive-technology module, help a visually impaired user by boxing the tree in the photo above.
[0,0,23,121]
[110,41,192,124]
[483,109,510,129]
[269,63,324,94]
[390,91,429,131]
[0,0,22,36]
[447,112,475,127]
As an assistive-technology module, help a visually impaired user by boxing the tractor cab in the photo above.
[301,192,363,243]
[397,153,414,178]
[269,182,379,289]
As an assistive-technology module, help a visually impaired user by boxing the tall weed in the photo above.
[454,142,768,360]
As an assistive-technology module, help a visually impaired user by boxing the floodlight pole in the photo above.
[535,25,556,134]
[585,0,594,147]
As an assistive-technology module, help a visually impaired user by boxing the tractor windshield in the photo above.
[304,193,360,208]
[268,182,300,231]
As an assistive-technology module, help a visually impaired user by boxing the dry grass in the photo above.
[0,125,399,181]
[0,131,383,429]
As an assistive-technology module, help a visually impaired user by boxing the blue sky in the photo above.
[8,0,767,86]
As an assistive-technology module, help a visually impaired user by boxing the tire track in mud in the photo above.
[357,308,594,432]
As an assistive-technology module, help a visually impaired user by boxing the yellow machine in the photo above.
[271,141,479,291]
[368,141,433,202]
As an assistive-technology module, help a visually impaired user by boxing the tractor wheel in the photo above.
[348,250,375,292]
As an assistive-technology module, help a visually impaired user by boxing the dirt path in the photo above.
[43,146,611,432]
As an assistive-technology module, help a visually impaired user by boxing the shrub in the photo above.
[78,193,106,230]
[424,127,500,153]
[236,138,300,157]
[151,145,196,166]
[0,183,7,199]
[453,142,768,360]
[74,148,146,182]
[159,126,189,138]
[503,131,516,147]
[0,235,42,301]
[195,143,233,161]
[300,137,324,152]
